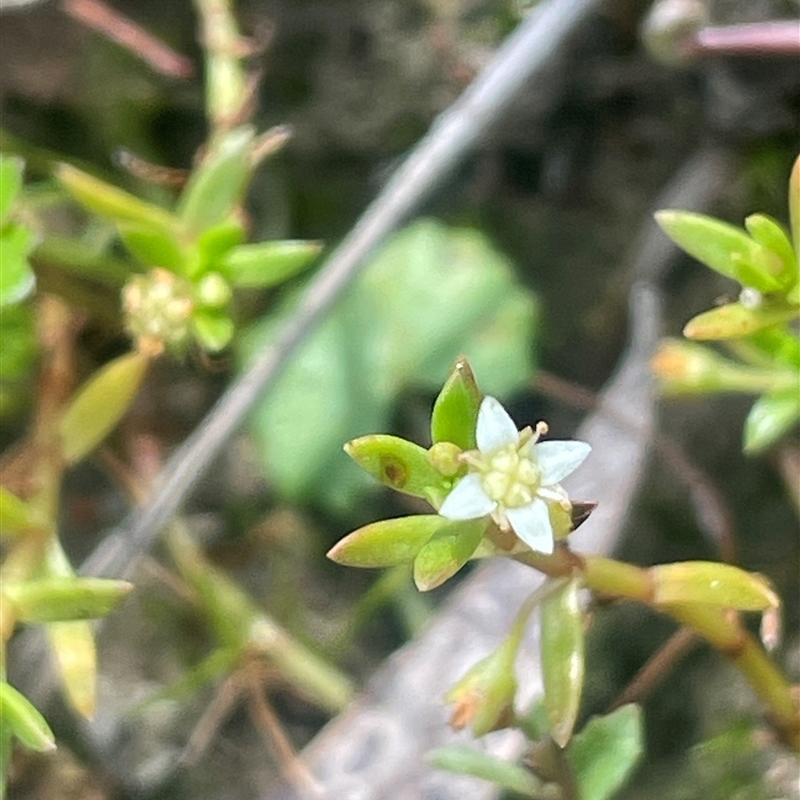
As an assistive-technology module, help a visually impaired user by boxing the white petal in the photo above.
[476,396,519,453]
[506,499,554,554]
[534,440,591,485]
[438,473,496,520]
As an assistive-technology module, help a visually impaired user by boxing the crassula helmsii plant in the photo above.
[651,153,800,453]
[328,357,799,796]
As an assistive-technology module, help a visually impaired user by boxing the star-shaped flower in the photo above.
[437,396,591,554]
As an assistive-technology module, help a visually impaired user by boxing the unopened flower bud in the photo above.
[428,441,463,477]
[195,272,233,310]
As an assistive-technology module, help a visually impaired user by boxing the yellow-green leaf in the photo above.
[0,681,55,752]
[683,301,798,340]
[744,390,800,453]
[59,351,150,464]
[0,487,42,538]
[4,578,132,623]
[46,620,96,718]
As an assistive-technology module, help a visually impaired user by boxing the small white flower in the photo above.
[438,396,591,555]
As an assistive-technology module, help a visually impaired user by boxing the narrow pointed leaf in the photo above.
[4,578,132,623]
[656,210,783,292]
[744,390,800,453]
[427,745,541,798]
[566,705,643,800]
[194,217,246,275]
[651,561,779,610]
[56,163,178,229]
[0,223,36,307]
[220,240,323,288]
[46,620,97,718]
[683,301,797,340]
[744,214,796,288]
[327,515,448,568]
[345,434,451,501]
[0,487,42,537]
[413,518,485,591]
[431,357,482,449]
[118,222,186,271]
[0,681,55,752]
[540,577,585,747]
[59,351,150,464]
[177,126,254,231]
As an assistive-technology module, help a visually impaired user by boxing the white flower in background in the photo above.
[438,396,591,554]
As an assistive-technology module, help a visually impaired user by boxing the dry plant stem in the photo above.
[245,667,324,800]
[60,0,194,78]
[696,22,800,56]
[514,549,800,748]
[607,627,699,712]
[82,0,605,583]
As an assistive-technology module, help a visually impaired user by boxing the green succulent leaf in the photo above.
[194,217,247,276]
[566,705,643,800]
[540,577,585,748]
[683,301,798,340]
[46,620,97,718]
[177,126,254,232]
[0,223,36,307]
[118,222,186,271]
[656,210,785,292]
[430,357,482,449]
[426,745,542,798]
[0,681,56,752]
[413,518,486,591]
[59,351,150,464]
[327,514,449,568]
[744,390,800,453]
[345,434,451,501]
[652,561,779,610]
[191,310,234,352]
[0,155,24,225]
[220,240,323,288]
[240,220,537,510]
[56,163,178,230]
[790,155,800,262]
[4,578,133,623]
[0,487,42,537]
[744,214,796,289]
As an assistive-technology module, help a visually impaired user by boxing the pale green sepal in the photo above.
[413,518,486,591]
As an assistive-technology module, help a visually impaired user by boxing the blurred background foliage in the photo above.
[0,0,798,798]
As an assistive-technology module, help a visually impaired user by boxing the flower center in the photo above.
[477,443,542,509]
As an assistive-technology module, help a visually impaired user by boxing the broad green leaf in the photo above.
[56,163,177,230]
[651,561,779,610]
[0,487,42,537]
[744,214,796,289]
[191,310,234,352]
[46,620,97,718]
[0,223,36,306]
[327,515,448,567]
[0,155,24,225]
[744,390,800,453]
[4,577,132,623]
[345,434,451,501]
[0,681,55,752]
[413,518,486,591]
[240,220,537,510]
[567,705,643,800]
[426,745,541,798]
[177,126,254,232]
[683,301,798,340]
[540,577,585,747]
[431,357,481,449]
[118,222,186,271]
[59,351,150,464]
[220,240,323,288]
[656,210,784,292]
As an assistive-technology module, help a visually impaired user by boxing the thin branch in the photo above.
[81,0,606,582]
